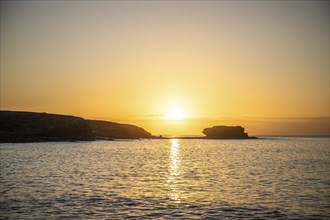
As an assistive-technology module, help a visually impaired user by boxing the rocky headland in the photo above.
[0,111,151,142]
[88,120,152,139]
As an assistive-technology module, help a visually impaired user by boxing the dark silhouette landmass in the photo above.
[0,111,93,142]
[0,111,151,143]
[88,120,152,139]
[203,126,255,139]
[0,111,256,142]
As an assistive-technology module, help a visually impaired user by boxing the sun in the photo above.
[166,106,184,120]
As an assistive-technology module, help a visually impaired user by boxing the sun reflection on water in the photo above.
[168,139,181,202]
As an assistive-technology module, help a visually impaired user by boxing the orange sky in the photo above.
[1,1,329,136]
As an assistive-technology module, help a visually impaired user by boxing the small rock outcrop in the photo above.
[203,126,251,139]
[88,120,152,139]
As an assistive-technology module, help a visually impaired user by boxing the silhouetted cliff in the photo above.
[0,111,152,142]
[0,111,93,142]
[88,120,152,139]
[203,126,252,139]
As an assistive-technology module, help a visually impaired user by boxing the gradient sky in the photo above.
[1,1,329,136]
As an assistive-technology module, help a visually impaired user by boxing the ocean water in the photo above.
[0,138,329,219]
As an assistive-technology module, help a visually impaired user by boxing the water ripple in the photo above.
[1,138,329,219]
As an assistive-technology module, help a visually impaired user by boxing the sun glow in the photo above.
[166,106,184,120]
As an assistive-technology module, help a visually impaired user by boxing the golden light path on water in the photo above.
[168,139,181,203]
[1,139,330,219]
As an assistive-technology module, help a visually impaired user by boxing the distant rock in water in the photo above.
[203,126,252,139]
[0,111,93,142]
[88,120,152,139]
[0,111,152,143]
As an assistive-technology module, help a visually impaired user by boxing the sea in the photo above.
[0,137,329,219]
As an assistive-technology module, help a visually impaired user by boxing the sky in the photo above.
[1,1,329,136]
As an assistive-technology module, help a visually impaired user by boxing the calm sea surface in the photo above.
[0,138,329,219]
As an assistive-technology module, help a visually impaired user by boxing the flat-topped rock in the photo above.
[203,126,252,139]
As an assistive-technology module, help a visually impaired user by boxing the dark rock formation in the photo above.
[88,120,152,139]
[203,126,251,139]
[0,111,152,142]
[0,111,93,142]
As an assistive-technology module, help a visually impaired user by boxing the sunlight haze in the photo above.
[1,1,329,136]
